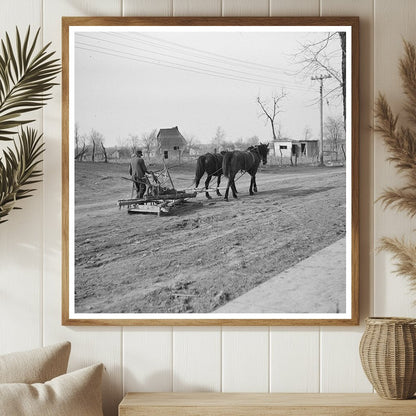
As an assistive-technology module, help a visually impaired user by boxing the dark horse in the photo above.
[222,143,269,201]
[194,151,226,199]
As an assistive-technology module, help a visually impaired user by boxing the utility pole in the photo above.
[311,74,332,166]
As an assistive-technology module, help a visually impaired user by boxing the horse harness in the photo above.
[205,152,224,176]
[245,147,260,172]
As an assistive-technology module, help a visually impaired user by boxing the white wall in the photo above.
[1,1,416,415]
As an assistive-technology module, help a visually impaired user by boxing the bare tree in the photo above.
[92,140,96,162]
[75,123,80,155]
[303,126,313,141]
[294,32,346,127]
[276,121,284,140]
[233,137,244,150]
[89,129,105,162]
[141,129,157,160]
[75,141,87,161]
[325,116,345,161]
[233,136,259,150]
[127,133,140,154]
[183,132,201,155]
[101,142,108,163]
[245,135,260,147]
[256,90,287,141]
[74,123,88,161]
[339,32,346,127]
[211,126,226,152]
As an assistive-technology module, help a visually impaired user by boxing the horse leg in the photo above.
[231,181,238,197]
[195,175,201,189]
[205,175,212,199]
[216,175,222,196]
[224,178,231,201]
[249,175,254,196]
[231,174,238,199]
[253,175,258,193]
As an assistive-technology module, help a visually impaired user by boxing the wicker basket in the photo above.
[359,317,416,399]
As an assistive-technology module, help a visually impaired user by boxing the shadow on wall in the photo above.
[123,368,216,393]
[102,364,124,416]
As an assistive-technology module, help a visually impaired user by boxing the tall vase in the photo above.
[359,317,416,399]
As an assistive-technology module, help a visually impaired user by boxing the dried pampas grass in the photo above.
[379,237,416,293]
[375,40,416,293]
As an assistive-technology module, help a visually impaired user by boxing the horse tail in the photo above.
[222,151,233,178]
[194,155,206,186]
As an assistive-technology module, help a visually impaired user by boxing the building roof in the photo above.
[273,138,318,143]
[157,126,187,149]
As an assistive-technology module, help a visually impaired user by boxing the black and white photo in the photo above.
[62,17,359,325]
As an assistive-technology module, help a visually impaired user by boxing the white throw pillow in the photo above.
[0,363,104,416]
[0,342,71,384]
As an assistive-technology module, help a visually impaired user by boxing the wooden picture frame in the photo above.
[62,16,359,326]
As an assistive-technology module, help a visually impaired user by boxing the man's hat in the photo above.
[136,149,143,156]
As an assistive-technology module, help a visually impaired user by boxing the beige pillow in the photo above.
[0,363,104,416]
[0,342,71,384]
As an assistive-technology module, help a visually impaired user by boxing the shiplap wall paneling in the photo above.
[373,0,416,317]
[173,327,221,391]
[222,327,269,392]
[42,2,123,415]
[0,0,43,355]
[270,327,320,392]
[222,0,270,16]
[320,327,372,392]
[173,0,221,16]
[123,328,173,393]
[270,0,319,16]
[123,0,173,16]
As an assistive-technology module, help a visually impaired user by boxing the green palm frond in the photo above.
[0,27,61,141]
[0,127,44,223]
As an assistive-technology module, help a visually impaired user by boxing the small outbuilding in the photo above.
[157,126,187,158]
[272,138,319,159]
[273,139,293,158]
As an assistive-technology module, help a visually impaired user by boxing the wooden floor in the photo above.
[119,393,416,416]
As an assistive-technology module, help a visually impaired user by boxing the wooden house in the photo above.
[157,126,187,159]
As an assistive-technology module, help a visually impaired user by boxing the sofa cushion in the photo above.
[0,363,104,416]
[0,342,71,384]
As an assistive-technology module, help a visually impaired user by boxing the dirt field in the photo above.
[74,160,346,313]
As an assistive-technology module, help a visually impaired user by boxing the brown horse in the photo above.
[222,143,269,201]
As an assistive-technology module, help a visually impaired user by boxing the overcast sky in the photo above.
[74,29,344,146]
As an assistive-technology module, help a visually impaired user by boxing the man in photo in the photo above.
[129,149,150,199]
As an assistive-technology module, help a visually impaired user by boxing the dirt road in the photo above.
[74,161,346,313]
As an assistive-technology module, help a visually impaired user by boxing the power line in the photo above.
[77,32,307,91]
[76,33,301,87]
[75,44,288,89]
[75,42,314,92]
[122,33,307,90]
[120,32,307,89]
[130,32,290,74]
[304,84,341,107]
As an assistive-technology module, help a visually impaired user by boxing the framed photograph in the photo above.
[62,17,359,325]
